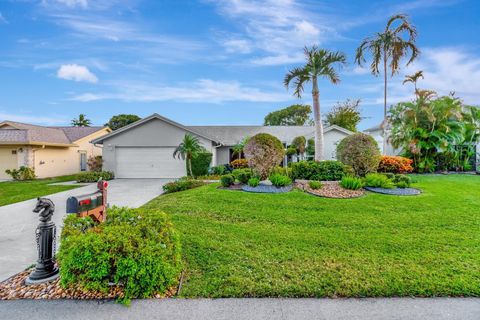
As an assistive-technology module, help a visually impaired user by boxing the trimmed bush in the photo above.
[191,152,212,177]
[230,159,249,169]
[162,179,204,194]
[210,165,226,175]
[336,133,381,176]
[247,177,260,187]
[340,176,363,190]
[58,207,182,304]
[364,173,395,189]
[5,166,36,180]
[87,155,103,172]
[268,173,292,187]
[378,156,414,174]
[393,174,412,188]
[220,174,235,187]
[395,181,409,188]
[76,171,114,183]
[290,160,346,181]
[308,180,322,190]
[244,133,285,179]
[232,168,253,184]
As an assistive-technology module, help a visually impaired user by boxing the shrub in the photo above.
[191,152,212,177]
[291,136,306,154]
[220,174,235,187]
[57,207,182,304]
[87,155,103,172]
[290,160,346,181]
[336,133,381,176]
[364,173,395,189]
[378,156,414,174]
[308,180,322,190]
[286,146,297,156]
[395,181,409,188]
[247,177,260,187]
[210,165,226,175]
[162,179,204,194]
[340,176,363,190]
[270,166,292,177]
[76,171,114,183]
[268,173,292,187]
[232,168,253,184]
[244,133,285,179]
[230,159,249,169]
[393,174,412,188]
[5,166,36,180]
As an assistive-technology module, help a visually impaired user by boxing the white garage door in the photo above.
[0,148,18,179]
[115,147,186,178]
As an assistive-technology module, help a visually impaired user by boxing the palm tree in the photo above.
[173,134,203,177]
[403,70,424,93]
[284,46,346,161]
[71,114,91,127]
[231,137,249,160]
[355,14,419,153]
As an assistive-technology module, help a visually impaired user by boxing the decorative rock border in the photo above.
[296,181,364,199]
[241,184,293,193]
[364,186,421,196]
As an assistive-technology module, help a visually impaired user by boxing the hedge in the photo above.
[290,160,346,181]
[191,152,212,177]
[76,171,114,183]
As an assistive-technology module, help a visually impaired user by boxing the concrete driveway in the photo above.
[0,179,170,281]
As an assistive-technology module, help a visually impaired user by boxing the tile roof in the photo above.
[0,120,107,145]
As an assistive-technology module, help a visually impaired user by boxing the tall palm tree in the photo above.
[71,114,91,127]
[403,70,424,93]
[284,46,346,161]
[173,134,203,177]
[355,14,419,153]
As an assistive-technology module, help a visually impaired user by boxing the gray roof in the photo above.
[0,121,107,146]
[187,125,315,146]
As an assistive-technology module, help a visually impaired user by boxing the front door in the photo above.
[80,152,87,171]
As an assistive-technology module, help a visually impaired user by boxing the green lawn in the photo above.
[0,174,82,206]
[143,174,480,298]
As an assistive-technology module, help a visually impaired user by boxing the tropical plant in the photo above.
[230,158,249,169]
[105,114,141,130]
[291,136,307,159]
[355,14,419,153]
[244,133,285,179]
[324,99,362,131]
[336,133,381,176]
[268,173,292,187]
[231,137,250,160]
[264,104,312,126]
[403,70,424,93]
[173,134,204,177]
[378,156,413,174]
[364,173,395,189]
[71,114,91,127]
[285,46,347,160]
[340,176,363,190]
[247,177,260,187]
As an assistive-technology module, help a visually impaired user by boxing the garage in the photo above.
[0,148,18,179]
[115,147,186,179]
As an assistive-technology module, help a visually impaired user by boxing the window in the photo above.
[11,150,17,155]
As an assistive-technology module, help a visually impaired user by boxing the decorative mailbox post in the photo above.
[66,179,108,222]
[26,198,59,284]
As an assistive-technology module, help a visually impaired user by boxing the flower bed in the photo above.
[296,180,364,199]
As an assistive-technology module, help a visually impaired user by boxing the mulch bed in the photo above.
[0,268,176,300]
[296,180,365,199]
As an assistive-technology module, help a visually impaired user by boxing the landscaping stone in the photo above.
[296,180,364,199]
[242,182,293,193]
[0,268,176,300]
[364,186,421,196]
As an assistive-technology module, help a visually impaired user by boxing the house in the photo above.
[0,121,111,179]
[91,113,353,179]
[363,121,398,156]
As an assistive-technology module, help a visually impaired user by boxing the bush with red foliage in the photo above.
[378,156,414,174]
[230,158,249,169]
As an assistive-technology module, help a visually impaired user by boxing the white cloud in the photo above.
[251,53,305,66]
[70,79,290,103]
[0,12,8,24]
[223,39,253,54]
[55,0,88,8]
[57,64,98,83]
[0,112,68,125]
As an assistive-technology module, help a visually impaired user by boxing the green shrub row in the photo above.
[162,179,204,194]
[58,207,182,304]
[290,160,346,181]
[76,171,114,183]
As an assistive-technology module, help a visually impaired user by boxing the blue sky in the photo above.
[0,0,479,130]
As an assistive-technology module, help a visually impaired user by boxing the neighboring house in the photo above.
[363,122,398,156]
[0,121,111,179]
[92,113,353,179]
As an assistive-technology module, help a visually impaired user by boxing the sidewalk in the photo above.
[0,298,478,320]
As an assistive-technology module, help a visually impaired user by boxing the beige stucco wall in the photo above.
[32,129,109,178]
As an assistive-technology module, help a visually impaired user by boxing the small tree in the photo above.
[231,137,250,160]
[105,114,141,130]
[71,114,91,127]
[264,104,312,126]
[336,133,381,176]
[173,134,204,177]
[244,133,285,179]
[291,136,306,160]
[324,99,362,131]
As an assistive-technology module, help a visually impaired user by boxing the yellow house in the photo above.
[0,121,111,179]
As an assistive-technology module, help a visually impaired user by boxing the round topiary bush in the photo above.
[336,133,381,176]
[57,207,182,304]
[244,133,285,179]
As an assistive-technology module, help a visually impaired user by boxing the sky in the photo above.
[0,0,479,130]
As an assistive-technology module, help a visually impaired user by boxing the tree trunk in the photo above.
[382,51,388,155]
[187,156,193,177]
[312,76,324,161]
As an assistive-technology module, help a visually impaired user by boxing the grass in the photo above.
[0,174,82,206]
[143,174,480,298]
